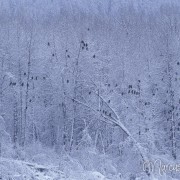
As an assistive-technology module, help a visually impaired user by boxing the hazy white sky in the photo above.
[1,0,180,15]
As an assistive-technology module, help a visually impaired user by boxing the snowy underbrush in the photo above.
[71,147,121,179]
[0,158,33,179]
[1,143,179,180]
[0,157,108,180]
[0,144,120,180]
[0,157,67,180]
[23,143,61,166]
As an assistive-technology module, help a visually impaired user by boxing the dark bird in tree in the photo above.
[24,72,26,76]
[21,83,24,86]
[177,62,180,65]
[43,77,46,80]
[109,113,111,117]
[89,91,91,95]
[88,28,90,31]
[48,42,50,46]
[67,80,69,83]
[93,55,95,58]
[52,54,55,57]
[108,100,110,103]
[66,50,68,52]
[67,55,70,58]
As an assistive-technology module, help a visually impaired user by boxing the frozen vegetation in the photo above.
[1,0,180,179]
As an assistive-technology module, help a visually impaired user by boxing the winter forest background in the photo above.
[1,0,180,179]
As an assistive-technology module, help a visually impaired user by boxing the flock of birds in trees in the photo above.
[8,38,180,118]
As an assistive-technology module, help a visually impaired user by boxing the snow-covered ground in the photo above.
[0,158,64,180]
[0,144,179,180]
[1,157,179,180]
[0,157,124,180]
[0,157,110,180]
